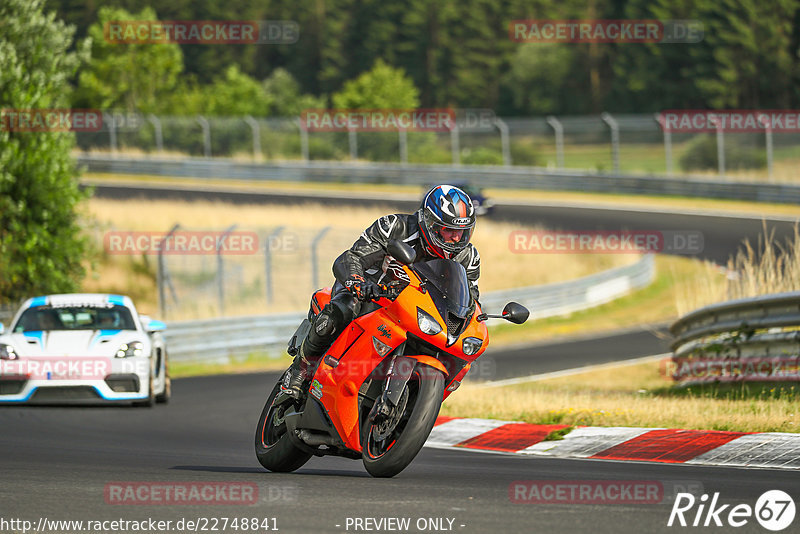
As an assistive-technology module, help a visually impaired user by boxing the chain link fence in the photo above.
[151,224,365,321]
[75,112,800,182]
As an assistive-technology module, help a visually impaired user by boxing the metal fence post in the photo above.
[450,122,461,166]
[654,113,673,175]
[714,118,725,176]
[495,117,512,167]
[310,226,331,290]
[197,115,211,158]
[148,114,163,153]
[244,115,261,160]
[217,224,237,316]
[264,226,285,305]
[348,126,358,160]
[158,224,181,318]
[399,128,408,165]
[106,113,117,154]
[600,112,620,174]
[546,116,564,169]
[759,115,774,182]
[294,118,309,161]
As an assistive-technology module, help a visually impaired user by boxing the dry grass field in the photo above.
[81,198,637,319]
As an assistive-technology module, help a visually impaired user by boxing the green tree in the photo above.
[502,43,575,114]
[74,6,183,113]
[173,65,272,116]
[263,68,327,116]
[0,0,90,304]
[332,59,420,109]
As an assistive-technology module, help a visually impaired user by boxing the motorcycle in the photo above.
[254,240,529,478]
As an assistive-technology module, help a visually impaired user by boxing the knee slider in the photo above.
[312,303,345,338]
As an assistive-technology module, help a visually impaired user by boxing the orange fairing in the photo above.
[311,264,487,452]
[310,288,332,315]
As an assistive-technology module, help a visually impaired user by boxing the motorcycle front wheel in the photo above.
[254,378,312,473]
[361,365,445,478]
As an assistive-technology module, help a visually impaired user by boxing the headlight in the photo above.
[417,308,442,336]
[115,341,144,358]
[0,344,18,360]
[462,337,483,356]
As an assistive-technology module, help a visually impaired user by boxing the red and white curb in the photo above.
[425,417,800,470]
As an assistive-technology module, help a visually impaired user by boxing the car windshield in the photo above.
[13,305,137,332]
[411,258,472,318]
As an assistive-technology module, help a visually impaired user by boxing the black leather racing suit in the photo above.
[292,212,481,380]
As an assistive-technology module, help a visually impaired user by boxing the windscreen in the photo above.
[411,259,472,319]
[13,305,137,333]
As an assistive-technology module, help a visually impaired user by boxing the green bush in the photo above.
[679,135,765,171]
[461,147,504,165]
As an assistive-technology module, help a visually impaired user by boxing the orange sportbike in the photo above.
[254,241,529,478]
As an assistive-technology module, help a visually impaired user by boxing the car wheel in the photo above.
[155,355,170,404]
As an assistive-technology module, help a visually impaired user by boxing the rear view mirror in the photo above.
[140,315,166,332]
[388,240,417,265]
[502,302,529,324]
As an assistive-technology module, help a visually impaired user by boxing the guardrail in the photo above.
[669,292,800,386]
[165,255,655,361]
[77,155,800,204]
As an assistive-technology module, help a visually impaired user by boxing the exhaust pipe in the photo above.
[297,429,338,447]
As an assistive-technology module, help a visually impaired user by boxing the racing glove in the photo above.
[344,274,382,301]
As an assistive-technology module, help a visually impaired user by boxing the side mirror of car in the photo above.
[388,239,417,265]
[140,315,167,332]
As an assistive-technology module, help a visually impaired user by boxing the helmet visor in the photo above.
[424,211,474,253]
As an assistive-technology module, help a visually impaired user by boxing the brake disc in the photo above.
[372,387,409,441]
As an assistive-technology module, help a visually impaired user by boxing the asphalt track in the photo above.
[3,183,797,533]
[2,372,799,534]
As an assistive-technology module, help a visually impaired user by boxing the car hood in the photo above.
[1,330,148,358]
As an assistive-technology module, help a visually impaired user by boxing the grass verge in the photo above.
[170,352,291,378]
[487,254,704,346]
[440,359,799,433]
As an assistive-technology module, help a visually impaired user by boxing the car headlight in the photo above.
[115,341,144,358]
[0,343,18,360]
[462,337,483,356]
[417,308,442,336]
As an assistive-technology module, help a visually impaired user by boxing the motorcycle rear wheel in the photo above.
[255,379,312,473]
[361,365,445,478]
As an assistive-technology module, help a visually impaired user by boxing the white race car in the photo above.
[0,293,170,406]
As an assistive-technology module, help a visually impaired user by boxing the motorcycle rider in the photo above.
[282,184,481,399]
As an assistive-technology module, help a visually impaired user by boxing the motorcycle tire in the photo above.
[361,365,445,478]
[255,380,312,472]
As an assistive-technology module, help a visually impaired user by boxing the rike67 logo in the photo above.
[668,490,795,531]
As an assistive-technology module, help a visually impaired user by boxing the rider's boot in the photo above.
[282,304,343,399]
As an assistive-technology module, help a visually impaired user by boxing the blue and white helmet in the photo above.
[419,185,476,259]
